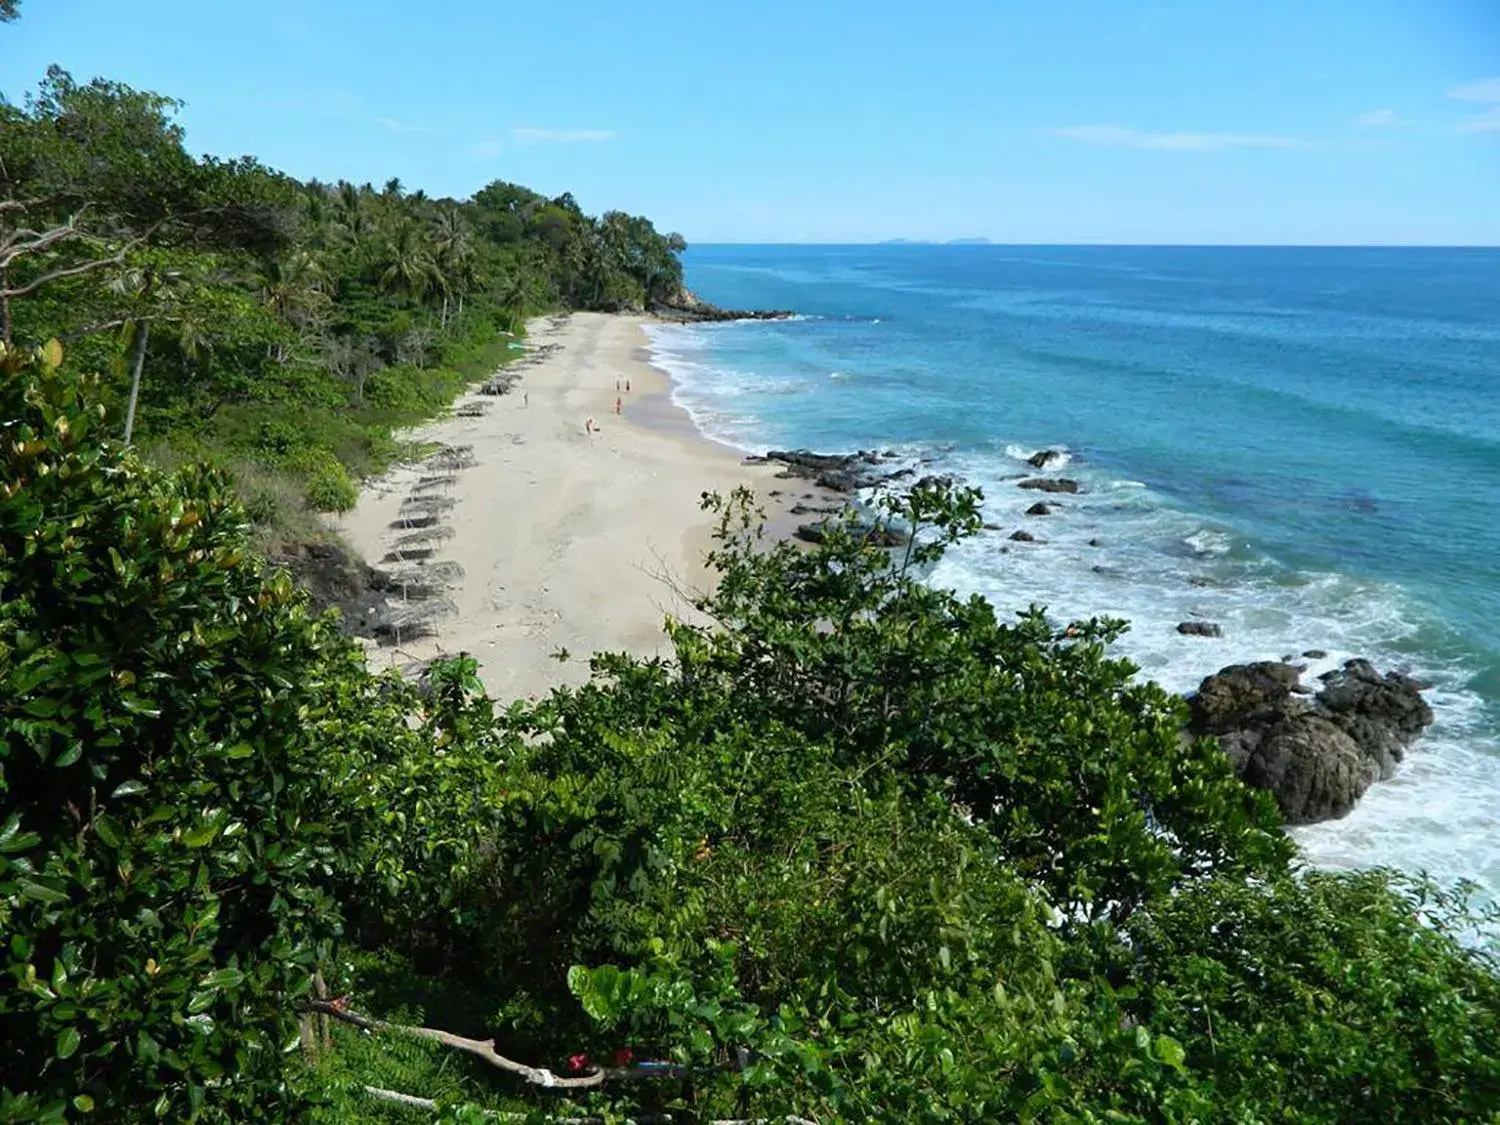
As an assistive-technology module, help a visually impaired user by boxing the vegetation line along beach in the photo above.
[3,5,1500,1123]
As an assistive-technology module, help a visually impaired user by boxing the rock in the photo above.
[1303,649,1328,659]
[796,520,907,548]
[1185,657,1435,824]
[1177,621,1224,638]
[1316,659,1434,743]
[1018,477,1080,494]
[764,449,886,493]
[1243,714,1378,825]
[983,522,1002,531]
[654,289,795,323]
[1188,662,1302,733]
[915,473,958,491]
[1009,530,1037,543]
[268,541,395,640]
[1027,449,1065,469]
[1025,502,1053,516]
[1088,538,1103,548]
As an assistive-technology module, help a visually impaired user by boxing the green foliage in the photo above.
[302,459,358,514]
[2,69,686,541]
[3,347,1499,1122]
[0,344,350,1119]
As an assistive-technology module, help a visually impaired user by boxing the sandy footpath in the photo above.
[338,312,793,701]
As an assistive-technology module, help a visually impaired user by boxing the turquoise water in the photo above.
[647,244,1500,894]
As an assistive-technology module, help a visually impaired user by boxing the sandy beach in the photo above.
[339,312,791,701]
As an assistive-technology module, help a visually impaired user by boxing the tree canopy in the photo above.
[3,345,1498,1123]
[1,68,686,536]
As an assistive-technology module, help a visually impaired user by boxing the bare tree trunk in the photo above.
[122,320,150,445]
[440,294,449,330]
[0,264,10,345]
[457,292,464,321]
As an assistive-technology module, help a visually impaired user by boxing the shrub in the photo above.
[303,461,358,514]
[0,344,366,1120]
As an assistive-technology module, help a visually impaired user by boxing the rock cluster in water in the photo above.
[1187,659,1434,824]
[653,289,795,323]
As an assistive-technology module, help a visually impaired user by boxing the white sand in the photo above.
[338,312,795,700]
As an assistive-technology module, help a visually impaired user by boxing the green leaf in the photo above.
[72,1095,95,1113]
[55,1028,80,1060]
[1155,1034,1186,1072]
[111,780,147,799]
[93,815,123,849]
[19,878,70,905]
[182,822,218,849]
[54,742,83,768]
[0,814,40,853]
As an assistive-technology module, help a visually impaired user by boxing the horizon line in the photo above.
[681,240,1500,250]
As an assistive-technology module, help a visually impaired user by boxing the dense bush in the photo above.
[0,345,423,1120]
[5,351,1499,1123]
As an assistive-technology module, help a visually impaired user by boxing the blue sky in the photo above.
[3,0,1498,244]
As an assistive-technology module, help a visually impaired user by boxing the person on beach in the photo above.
[614,396,623,415]
[523,391,529,408]
[585,417,595,435]
[625,378,631,393]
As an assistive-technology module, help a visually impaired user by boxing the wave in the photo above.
[646,319,1500,902]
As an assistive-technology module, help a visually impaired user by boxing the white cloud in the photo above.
[1448,77,1500,103]
[1354,108,1401,127]
[511,127,617,144]
[1447,77,1500,134]
[1051,125,1309,151]
[375,117,445,136]
[1455,109,1500,134]
[470,138,503,159]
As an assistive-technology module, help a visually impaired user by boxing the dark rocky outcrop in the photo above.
[1009,530,1037,543]
[1186,659,1435,824]
[750,449,887,493]
[653,289,794,323]
[1018,477,1080,494]
[1177,621,1223,638]
[1025,502,1053,517]
[1027,449,1065,469]
[267,541,395,638]
[795,521,907,548]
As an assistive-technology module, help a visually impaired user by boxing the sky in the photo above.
[3,0,1499,244]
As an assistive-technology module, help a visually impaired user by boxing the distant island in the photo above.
[877,237,993,245]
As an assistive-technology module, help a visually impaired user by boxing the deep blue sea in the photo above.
[646,244,1500,896]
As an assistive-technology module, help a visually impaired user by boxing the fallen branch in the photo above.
[358,1084,817,1124]
[306,999,682,1089]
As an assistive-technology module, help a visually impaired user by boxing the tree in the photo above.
[0,1,20,24]
[373,218,438,305]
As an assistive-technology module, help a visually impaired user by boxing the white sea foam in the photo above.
[926,448,1500,901]
[647,322,1500,903]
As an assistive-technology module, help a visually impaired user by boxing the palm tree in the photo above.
[374,219,439,305]
[430,206,475,327]
[257,250,331,361]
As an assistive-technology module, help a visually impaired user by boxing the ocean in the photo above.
[646,244,1500,898]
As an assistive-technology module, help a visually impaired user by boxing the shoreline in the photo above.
[338,312,812,701]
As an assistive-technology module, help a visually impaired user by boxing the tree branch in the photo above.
[306,999,685,1090]
[357,1084,817,1124]
[0,249,132,298]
